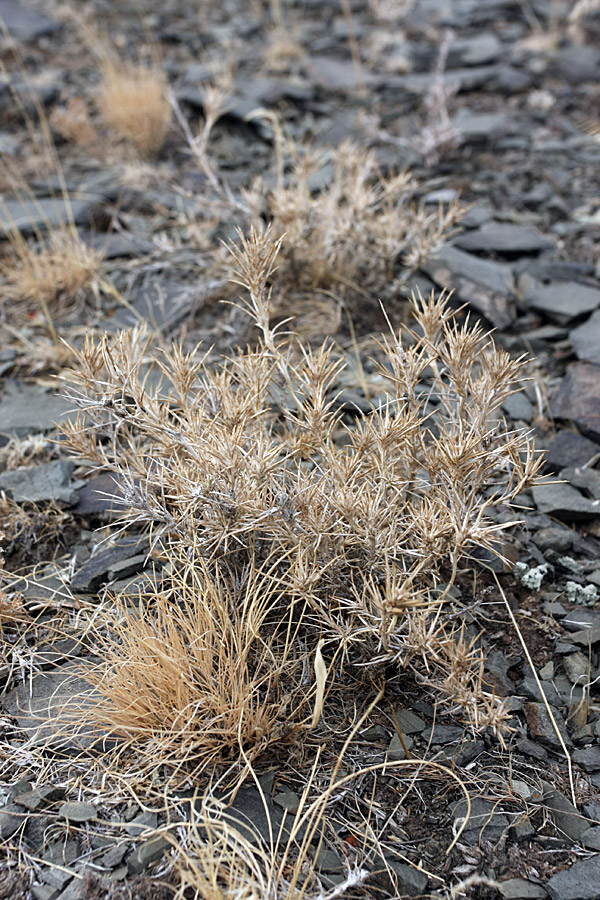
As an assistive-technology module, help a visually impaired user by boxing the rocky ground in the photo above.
[2,1,600,898]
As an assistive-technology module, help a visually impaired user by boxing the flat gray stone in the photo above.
[525,282,600,323]
[563,609,600,633]
[0,382,74,438]
[72,473,129,519]
[392,709,427,734]
[14,785,64,811]
[552,364,600,441]
[573,746,600,773]
[546,854,600,900]
[209,787,306,848]
[126,836,171,875]
[539,781,588,843]
[452,797,509,844]
[454,222,553,255]
[0,803,26,839]
[58,801,96,823]
[451,109,511,142]
[523,703,571,751]
[571,310,600,365]
[542,431,600,472]
[451,33,502,67]
[123,811,158,836]
[71,536,150,594]
[0,460,80,506]
[0,1,60,41]
[500,878,548,899]
[0,195,107,239]
[532,483,600,521]
[4,659,113,753]
[422,245,515,328]
[580,826,600,850]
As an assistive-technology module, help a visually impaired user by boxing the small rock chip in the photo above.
[571,310,600,365]
[499,878,548,899]
[392,709,427,734]
[126,835,171,875]
[542,431,599,472]
[58,801,96,823]
[14,785,65,811]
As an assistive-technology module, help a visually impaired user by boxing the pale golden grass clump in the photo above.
[2,228,102,308]
[97,60,171,158]
[60,226,542,782]
[91,555,310,777]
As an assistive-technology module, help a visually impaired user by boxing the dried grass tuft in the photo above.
[2,229,102,309]
[97,60,171,158]
[82,554,310,777]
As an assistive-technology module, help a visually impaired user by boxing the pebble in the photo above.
[58,802,96,823]
[126,835,171,875]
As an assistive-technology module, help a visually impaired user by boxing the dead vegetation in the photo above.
[58,224,542,784]
[96,59,171,158]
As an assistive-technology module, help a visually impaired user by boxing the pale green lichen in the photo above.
[514,561,549,591]
[565,581,598,606]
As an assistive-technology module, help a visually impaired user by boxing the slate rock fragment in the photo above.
[0,195,108,239]
[71,536,150,593]
[522,281,600,323]
[531,483,599,521]
[454,222,553,255]
[552,364,600,441]
[0,382,73,438]
[542,431,599,473]
[570,310,600,365]
[0,460,80,506]
[422,245,515,328]
[0,1,61,41]
[546,853,600,900]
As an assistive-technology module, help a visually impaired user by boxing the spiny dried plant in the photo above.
[97,59,171,158]
[412,28,461,166]
[60,227,542,763]
[242,135,462,301]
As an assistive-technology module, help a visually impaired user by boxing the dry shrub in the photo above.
[97,60,171,158]
[242,136,462,299]
[60,227,542,772]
